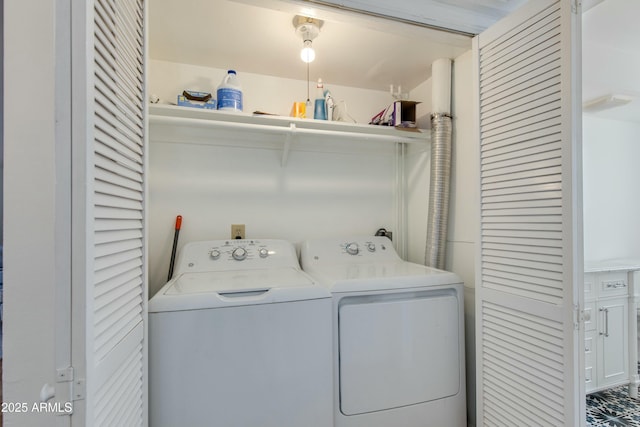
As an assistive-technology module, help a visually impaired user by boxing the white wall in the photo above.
[582,116,640,262]
[405,54,478,290]
[405,76,432,265]
[150,59,395,125]
[148,60,425,295]
[1,0,4,245]
[450,50,477,427]
[4,2,58,424]
[447,51,477,291]
[404,50,478,427]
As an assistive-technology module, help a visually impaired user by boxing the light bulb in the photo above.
[300,40,315,63]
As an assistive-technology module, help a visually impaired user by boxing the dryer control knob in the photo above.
[259,248,269,258]
[232,247,247,261]
[367,243,376,252]
[346,242,359,255]
[210,249,221,260]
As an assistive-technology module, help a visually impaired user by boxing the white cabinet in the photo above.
[584,266,640,395]
[596,297,628,388]
[585,298,629,392]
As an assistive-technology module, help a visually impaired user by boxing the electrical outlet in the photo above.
[231,224,245,239]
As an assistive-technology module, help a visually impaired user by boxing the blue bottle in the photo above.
[313,78,327,120]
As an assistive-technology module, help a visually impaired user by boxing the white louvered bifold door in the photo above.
[72,0,147,425]
[474,1,583,426]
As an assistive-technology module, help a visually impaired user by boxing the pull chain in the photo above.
[306,60,310,102]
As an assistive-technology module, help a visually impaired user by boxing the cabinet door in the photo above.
[597,298,629,388]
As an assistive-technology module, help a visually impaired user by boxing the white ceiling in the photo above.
[582,0,640,122]
[148,0,525,92]
[149,0,640,121]
[297,0,529,35]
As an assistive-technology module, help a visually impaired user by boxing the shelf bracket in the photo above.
[281,123,296,167]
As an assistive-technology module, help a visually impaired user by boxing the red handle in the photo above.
[175,215,182,230]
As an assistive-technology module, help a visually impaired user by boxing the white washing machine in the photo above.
[300,236,466,427]
[149,239,333,427]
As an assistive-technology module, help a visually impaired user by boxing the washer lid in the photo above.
[149,267,330,312]
[304,261,462,293]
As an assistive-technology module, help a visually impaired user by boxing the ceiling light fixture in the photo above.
[293,15,323,63]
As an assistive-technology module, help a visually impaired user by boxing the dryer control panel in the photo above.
[173,239,301,274]
[301,236,401,265]
[344,240,385,256]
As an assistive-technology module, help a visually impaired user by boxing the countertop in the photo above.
[585,259,640,273]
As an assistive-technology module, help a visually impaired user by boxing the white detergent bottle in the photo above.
[217,70,243,112]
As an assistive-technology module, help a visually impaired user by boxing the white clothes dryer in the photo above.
[300,236,466,427]
[149,239,333,427]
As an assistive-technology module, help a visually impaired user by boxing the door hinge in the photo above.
[574,304,584,330]
[57,367,85,401]
[72,378,86,402]
[572,0,581,14]
[56,367,74,383]
[53,366,81,416]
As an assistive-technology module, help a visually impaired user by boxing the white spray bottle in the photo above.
[324,89,334,121]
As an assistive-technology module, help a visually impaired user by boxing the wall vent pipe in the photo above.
[425,58,452,270]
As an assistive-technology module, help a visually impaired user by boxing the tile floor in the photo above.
[587,385,640,426]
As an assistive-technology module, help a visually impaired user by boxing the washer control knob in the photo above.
[366,243,376,252]
[259,248,269,258]
[232,247,247,261]
[210,249,221,260]
[346,242,359,255]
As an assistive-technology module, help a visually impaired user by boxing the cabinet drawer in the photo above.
[585,333,595,364]
[585,330,596,392]
[584,301,597,332]
[599,271,628,297]
[584,273,596,298]
[585,366,594,392]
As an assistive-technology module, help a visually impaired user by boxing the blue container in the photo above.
[314,98,327,120]
[217,70,243,112]
[313,78,326,120]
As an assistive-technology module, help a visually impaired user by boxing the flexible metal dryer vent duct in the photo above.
[425,113,452,270]
[425,59,452,270]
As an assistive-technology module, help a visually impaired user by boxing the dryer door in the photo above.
[338,290,460,415]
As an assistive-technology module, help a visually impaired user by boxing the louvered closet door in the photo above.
[74,0,147,425]
[474,1,583,426]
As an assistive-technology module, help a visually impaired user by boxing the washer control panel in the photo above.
[207,240,269,263]
[173,239,300,274]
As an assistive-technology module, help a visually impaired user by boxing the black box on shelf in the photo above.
[370,100,420,131]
